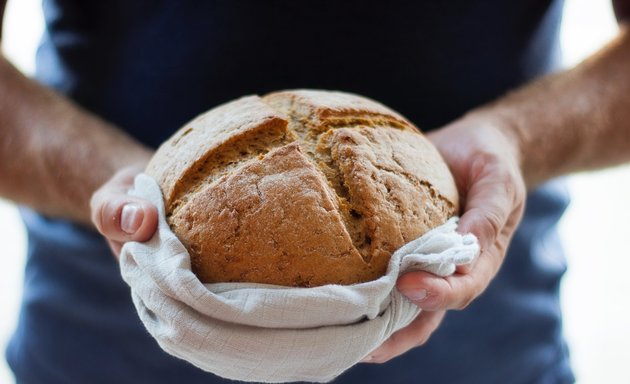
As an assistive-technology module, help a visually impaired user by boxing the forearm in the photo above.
[0,56,152,225]
[467,26,630,188]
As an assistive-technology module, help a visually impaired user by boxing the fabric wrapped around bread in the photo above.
[146,90,459,287]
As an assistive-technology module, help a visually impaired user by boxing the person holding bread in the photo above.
[1,1,629,383]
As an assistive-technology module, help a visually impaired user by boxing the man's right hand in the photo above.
[90,166,159,258]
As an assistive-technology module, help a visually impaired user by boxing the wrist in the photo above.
[459,103,545,189]
[460,108,524,165]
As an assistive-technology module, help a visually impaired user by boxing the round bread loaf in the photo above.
[146,90,459,287]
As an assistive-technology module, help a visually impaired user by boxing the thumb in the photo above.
[91,194,158,243]
[90,166,158,244]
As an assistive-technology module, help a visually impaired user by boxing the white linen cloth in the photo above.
[119,174,479,383]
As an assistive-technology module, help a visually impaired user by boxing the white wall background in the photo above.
[558,2,630,383]
[0,0,628,383]
[0,0,41,382]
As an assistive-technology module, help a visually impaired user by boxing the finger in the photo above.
[91,193,158,243]
[397,224,514,311]
[362,311,445,364]
[406,166,522,309]
[457,158,524,252]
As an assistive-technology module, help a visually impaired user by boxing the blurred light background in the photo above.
[558,2,630,384]
[0,1,628,383]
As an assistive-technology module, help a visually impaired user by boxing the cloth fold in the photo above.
[120,174,479,383]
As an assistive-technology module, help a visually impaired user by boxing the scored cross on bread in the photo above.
[146,90,458,287]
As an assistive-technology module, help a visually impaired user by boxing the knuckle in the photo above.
[507,173,526,207]
[429,291,449,310]
[455,278,488,310]
[470,151,499,175]
[89,190,107,222]
[433,279,457,310]
[512,195,526,220]
[451,276,479,310]
[97,198,127,238]
[89,199,103,229]
[104,199,122,224]
[479,210,502,243]
[92,198,113,234]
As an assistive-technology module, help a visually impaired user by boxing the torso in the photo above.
[7,1,573,383]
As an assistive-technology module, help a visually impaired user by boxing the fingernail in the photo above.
[360,355,373,363]
[121,204,143,234]
[408,289,428,302]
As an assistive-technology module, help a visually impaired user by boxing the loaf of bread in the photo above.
[146,90,459,287]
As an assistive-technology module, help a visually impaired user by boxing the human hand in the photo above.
[90,166,159,258]
[363,115,526,363]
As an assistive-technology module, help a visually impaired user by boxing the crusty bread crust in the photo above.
[146,90,458,287]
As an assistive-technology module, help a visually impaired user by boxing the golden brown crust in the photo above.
[262,89,414,131]
[170,143,369,286]
[145,95,290,212]
[147,90,459,287]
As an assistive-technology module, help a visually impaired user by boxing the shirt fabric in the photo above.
[6,1,574,383]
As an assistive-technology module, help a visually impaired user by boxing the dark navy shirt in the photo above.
[7,1,574,383]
